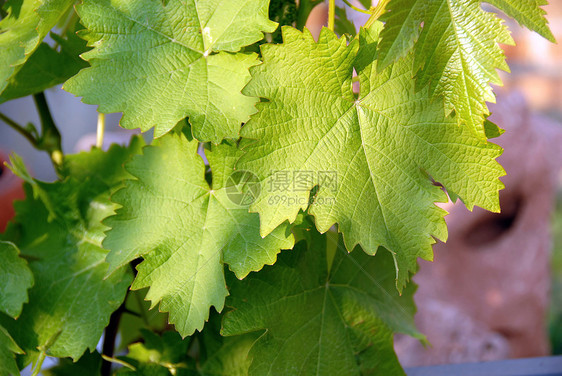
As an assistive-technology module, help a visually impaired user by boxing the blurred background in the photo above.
[0,0,561,370]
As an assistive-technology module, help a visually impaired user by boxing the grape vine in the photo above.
[0,0,554,375]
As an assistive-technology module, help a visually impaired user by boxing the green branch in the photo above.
[0,112,39,147]
[32,92,63,168]
[328,0,336,31]
[364,0,390,28]
[342,0,373,14]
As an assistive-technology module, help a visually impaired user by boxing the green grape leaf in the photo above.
[0,25,90,103]
[116,329,194,375]
[378,0,425,70]
[197,331,258,376]
[485,0,555,42]
[115,322,258,376]
[117,289,168,352]
[0,142,141,365]
[0,0,75,93]
[335,6,357,37]
[104,133,294,337]
[412,0,514,138]
[222,231,422,376]
[379,0,554,138]
[0,325,22,376]
[0,241,33,319]
[195,310,259,376]
[239,25,504,290]
[43,351,102,376]
[64,0,277,142]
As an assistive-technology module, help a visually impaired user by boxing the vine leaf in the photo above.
[0,0,75,93]
[379,0,554,138]
[486,0,555,42]
[0,241,34,319]
[43,351,102,376]
[104,133,294,337]
[377,0,425,69]
[115,321,258,375]
[0,325,22,376]
[222,230,423,376]
[0,25,90,104]
[64,0,277,142]
[0,141,142,365]
[412,0,513,139]
[239,25,504,290]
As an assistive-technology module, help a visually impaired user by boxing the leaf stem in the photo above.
[328,0,336,31]
[296,0,322,30]
[0,112,39,147]
[32,92,64,170]
[30,352,46,376]
[341,0,372,14]
[96,113,105,148]
[364,0,390,29]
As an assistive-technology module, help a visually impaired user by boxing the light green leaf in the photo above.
[239,26,504,289]
[0,241,33,319]
[222,230,422,376]
[412,0,514,138]
[104,133,294,336]
[485,0,555,42]
[378,0,425,70]
[0,325,22,376]
[64,0,277,142]
[0,142,141,365]
[0,0,75,93]
[0,25,90,103]
[379,0,554,138]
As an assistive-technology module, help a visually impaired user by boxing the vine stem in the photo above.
[0,112,38,147]
[364,0,390,28]
[101,304,125,376]
[96,113,105,148]
[32,93,63,169]
[30,352,46,376]
[328,0,336,31]
[341,0,372,14]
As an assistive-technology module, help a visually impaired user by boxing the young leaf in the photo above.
[412,0,514,138]
[0,325,22,376]
[485,0,555,42]
[104,133,294,337]
[0,142,141,365]
[379,0,554,138]
[238,25,504,289]
[222,231,422,375]
[64,0,277,142]
[0,0,75,93]
[378,0,425,69]
[0,241,34,319]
